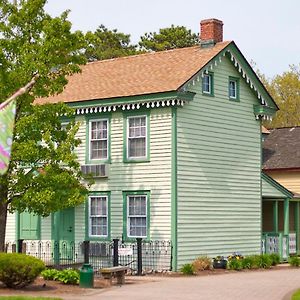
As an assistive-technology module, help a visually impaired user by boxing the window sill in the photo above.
[229,97,240,102]
[86,236,111,242]
[202,92,214,97]
[123,158,150,164]
[122,237,150,243]
[85,159,111,165]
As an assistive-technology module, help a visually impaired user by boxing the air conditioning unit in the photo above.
[81,164,108,178]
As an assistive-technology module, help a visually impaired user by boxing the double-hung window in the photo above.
[127,116,147,160]
[229,77,239,101]
[89,119,108,160]
[127,194,148,238]
[89,195,108,237]
[202,73,213,95]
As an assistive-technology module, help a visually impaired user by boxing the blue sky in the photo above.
[45,0,300,78]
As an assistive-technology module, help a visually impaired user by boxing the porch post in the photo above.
[295,202,300,254]
[283,198,289,236]
[273,201,278,233]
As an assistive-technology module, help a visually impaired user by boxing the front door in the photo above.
[59,207,75,261]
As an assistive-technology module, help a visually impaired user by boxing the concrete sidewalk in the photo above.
[60,267,300,300]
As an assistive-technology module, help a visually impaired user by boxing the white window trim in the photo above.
[89,118,109,161]
[229,79,237,99]
[127,194,148,238]
[203,73,211,94]
[126,115,148,160]
[88,195,108,238]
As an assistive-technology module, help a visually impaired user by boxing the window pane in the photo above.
[129,138,146,157]
[90,198,97,215]
[127,195,147,237]
[203,74,211,93]
[91,140,107,159]
[90,120,108,160]
[127,117,147,158]
[229,80,236,98]
[90,196,108,236]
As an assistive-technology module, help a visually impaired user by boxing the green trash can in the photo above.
[79,264,94,288]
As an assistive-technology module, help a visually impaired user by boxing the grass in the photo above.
[0,297,62,300]
[292,289,300,300]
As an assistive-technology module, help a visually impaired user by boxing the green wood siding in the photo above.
[73,108,172,242]
[176,56,262,267]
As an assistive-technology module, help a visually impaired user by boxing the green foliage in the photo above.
[227,258,243,271]
[256,254,272,269]
[292,288,300,300]
[41,268,60,280]
[241,256,258,269]
[192,256,212,271]
[289,256,300,267]
[139,25,199,52]
[85,24,140,61]
[180,263,195,275]
[0,253,45,288]
[261,64,300,128]
[0,0,91,249]
[54,269,79,285]
[269,253,280,266]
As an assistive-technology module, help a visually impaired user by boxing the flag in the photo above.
[0,99,16,175]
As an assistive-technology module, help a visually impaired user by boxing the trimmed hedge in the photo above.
[0,253,45,288]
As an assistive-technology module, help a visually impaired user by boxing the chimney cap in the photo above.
[200,18,223,25]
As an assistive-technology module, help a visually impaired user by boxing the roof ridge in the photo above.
[272,126,300,130]
[85,41,231,66]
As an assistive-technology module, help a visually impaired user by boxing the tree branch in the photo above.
[0,73,39,110]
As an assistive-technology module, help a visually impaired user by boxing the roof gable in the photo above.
[262,172,293,198]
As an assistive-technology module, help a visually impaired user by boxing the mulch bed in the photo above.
[0,277,112,297]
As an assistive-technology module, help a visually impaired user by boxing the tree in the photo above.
[84,24,140,61]
[139,25,199,52]
[262,64,300,128]
[0,0,90,251]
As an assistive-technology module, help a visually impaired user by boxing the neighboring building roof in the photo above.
[263,127,300,170]
[262,126,270,134]
[262,172,294,199]
[36,41,231,104]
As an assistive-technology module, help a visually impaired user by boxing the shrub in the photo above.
[289,256,300,267]
[241,256,257,269]
[180,263,195,275]
[55,269,79,285]
[257,254,272,269]
[41,268,60,280]
[192,256,212,271]
[269,253,280,266]
[0,253,45,288]
[227,258,243,271]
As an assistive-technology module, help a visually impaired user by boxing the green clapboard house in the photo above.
[6,19,281,270]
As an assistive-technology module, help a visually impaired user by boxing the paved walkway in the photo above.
[61,267,300,300]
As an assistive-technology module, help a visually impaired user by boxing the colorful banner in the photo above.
[0,100,16,175]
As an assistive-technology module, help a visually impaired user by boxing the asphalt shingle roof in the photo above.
[263,127,300,170]
[36,41,231,104]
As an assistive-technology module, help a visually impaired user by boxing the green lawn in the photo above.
[292,289,300,300]
[0,297,62,300]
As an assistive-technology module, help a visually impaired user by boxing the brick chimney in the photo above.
[200,18,223,47]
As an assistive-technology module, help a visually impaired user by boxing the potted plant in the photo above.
[213,256,227,269]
